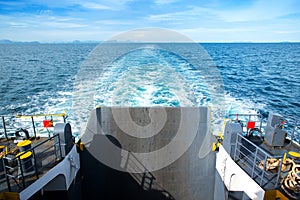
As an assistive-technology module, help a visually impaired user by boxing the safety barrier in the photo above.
[123,151,156,191]
[228,113,263,135]
[2,134,62,192]
[0,113,66,139]
[232,133,283,189]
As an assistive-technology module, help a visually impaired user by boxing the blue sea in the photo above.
[0,43,299,141]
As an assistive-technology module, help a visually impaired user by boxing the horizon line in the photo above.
[0,39,299,44]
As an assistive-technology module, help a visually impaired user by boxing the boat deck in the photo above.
[0,136,62,193]
[232,134,300,199]
[259,139,300,157]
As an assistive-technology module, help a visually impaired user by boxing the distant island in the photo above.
[0,39,298,44]
[0,39,40,44]
[0,39,101,44]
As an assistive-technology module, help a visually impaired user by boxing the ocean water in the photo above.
[0,43,299,141]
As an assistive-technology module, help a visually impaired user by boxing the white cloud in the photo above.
[109,28,194,42]
[148,0,300,24]
[42,21,88,28]
[144,0,300,42]
[6,22,28,28]
[148,13,178,21]
[0,14,88,30]
[1,0,299,42]
[214,0,300,22]
[108,0,134,6]
[154,0,179,5]
[70,0,134,11]
[95,19,134,25]
[147,6,210,22]
[77,2,113,10]
[180,23,300,42]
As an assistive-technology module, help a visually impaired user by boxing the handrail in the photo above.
[233,133,283,188]
[4,134,60,162]
[31,134,60,150]
[124,151,156,190]
[0,113,67,139]
[228,113,262,117]
[126,151,156,178]
[228,113,300,144]
[228,113,263,135]
[237,133,280,158]
[228,113,263,123]
[2,134,62,192]
[14,111,67,119]
[1,112,67,119]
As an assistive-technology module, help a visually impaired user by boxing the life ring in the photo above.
[15,128,30,140]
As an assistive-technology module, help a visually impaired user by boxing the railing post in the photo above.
[247,115,251,134]
[32,149,39,179]
[124,151,130,170]
[18,157,26,189]
[259,116,263,132]
[251,147,258,178]
[31,116,36,138]
[290,119,297,143]
[275,157,283,187]
[233,134,239,161]
[57,135,63,159]
[260,155,267,186]
[3,158,11,192]
[141,172,146,189]
[54,134,60,160]
[2,116,8,140]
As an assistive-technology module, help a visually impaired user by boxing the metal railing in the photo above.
[228,113,300,145]
[228,113,263,135]
[123,151,156,191]
[279,115,300,144]
[232,133,283,189]
[0,113,66,139]
[2,134,62,192]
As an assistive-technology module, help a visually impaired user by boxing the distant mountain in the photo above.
[1,39,297,44]
[0,39,40,44]
[0,39,14,44]
[71,40,101,44]
[0,39,101,44]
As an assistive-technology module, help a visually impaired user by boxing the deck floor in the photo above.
[0,137,61,193]
[235,135,300,199]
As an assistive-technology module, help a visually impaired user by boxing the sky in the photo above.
[0,0,300,42]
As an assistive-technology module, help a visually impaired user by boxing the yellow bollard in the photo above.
[283,153,287,164]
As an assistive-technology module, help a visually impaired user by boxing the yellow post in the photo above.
[283,153,287,164]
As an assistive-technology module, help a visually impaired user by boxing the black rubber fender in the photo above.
[15,128,30,139]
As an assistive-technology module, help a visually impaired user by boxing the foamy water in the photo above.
[0,43,299,142]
